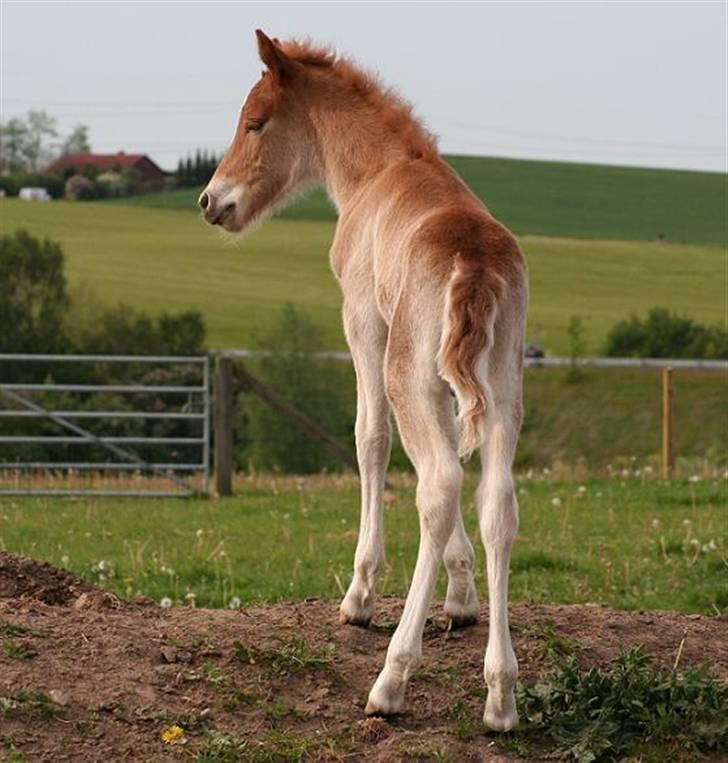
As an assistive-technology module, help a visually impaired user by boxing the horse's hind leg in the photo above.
[365,307,462,715]
[478,328,523,732]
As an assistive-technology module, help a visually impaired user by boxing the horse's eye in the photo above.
[246,119,266,134]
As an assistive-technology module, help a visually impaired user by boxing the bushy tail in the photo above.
[437,253,501,460]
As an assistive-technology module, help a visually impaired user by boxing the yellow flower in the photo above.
[161,724,185,744]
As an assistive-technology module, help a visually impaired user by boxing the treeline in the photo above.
[175,149,220,187]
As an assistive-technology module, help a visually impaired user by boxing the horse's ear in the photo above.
[256,29,291,83]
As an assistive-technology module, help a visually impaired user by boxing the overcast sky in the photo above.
[1,1,726,173]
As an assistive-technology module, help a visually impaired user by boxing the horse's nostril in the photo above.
[199,192,210,210]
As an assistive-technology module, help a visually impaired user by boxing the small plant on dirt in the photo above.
[446,697,482,740]
[234,636,331,676]
[0,692,62,721]
[197,728,320,762]
[507,648,728,762]
[513,618,581,661]
[1,640,36,660]
[0,621,42,638]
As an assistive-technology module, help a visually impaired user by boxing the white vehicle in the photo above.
[18,187,52,201]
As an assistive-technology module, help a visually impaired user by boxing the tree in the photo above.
[23,110,58,171]
[238,303,354,472]
[0,229,68,353]
[0,117,29,173]
[61,124,90,155]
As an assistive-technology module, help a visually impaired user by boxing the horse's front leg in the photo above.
[339,299,391,627]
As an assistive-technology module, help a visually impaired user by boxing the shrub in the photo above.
[604,307,728,359]
[0,229,68,355]
[514,648,728,761]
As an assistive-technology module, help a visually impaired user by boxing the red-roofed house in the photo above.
[47,152,166,183]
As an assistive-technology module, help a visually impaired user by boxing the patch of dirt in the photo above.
[0,551,95,605]
[0,550,726,761]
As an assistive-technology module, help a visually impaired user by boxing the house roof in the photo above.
[47,152,166,177]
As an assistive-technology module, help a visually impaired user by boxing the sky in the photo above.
[1,0,726,173]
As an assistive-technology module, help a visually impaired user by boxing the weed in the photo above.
[513,618,581,660]
[200,662,226,686]
[511,648,728,762]
[0,641,36,661]
[0,622,42,639]
[0,692,62,721]
[234,637,331,676]
[197,728,322,762]
[446,697,483,740]
[74,718,103,739]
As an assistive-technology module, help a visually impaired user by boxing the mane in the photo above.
[278,39,439,159]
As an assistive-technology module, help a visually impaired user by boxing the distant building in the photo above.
[47,152,166,183]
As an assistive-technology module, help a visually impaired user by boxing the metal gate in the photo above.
[0,354,210,497]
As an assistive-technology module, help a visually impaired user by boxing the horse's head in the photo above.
[199,30,316,232]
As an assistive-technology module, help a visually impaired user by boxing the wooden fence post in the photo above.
[214,354,234,496]
[661,367,673,479]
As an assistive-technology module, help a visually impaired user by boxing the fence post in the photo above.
[214,354,234,496]
[661,367,673,479]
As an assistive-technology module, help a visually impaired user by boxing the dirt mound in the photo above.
[0,557,726,761]
[0,551,96,605]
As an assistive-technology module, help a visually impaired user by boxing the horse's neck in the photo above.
[311,109,417,213]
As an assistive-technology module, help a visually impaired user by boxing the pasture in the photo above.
[2,475,725,614]
[0,197,725,355]
[105,154,728,246]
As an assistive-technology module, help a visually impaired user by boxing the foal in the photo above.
[200,31,528,732]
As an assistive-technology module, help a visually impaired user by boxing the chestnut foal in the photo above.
[200,31,528,732]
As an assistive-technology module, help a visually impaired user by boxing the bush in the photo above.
[0,229,68,355]
[604,307,728,359]
[516,648,728,761]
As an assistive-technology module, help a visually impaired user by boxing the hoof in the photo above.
[339,595,373,627]
[443,599,480,630]
[447,612,479,630]
[339,609,371,628]
[365,671,407,716]
[483,692,519,733]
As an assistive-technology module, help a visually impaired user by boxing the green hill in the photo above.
[1,198,724,354]
[104,154,728,246]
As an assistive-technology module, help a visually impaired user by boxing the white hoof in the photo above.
[365,669,407,716]
[339,588,374,627]
[443,596,480,629]
[483,690,519,732]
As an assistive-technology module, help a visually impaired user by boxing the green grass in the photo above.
[517,367,728,468]
[1,198,724,354]
[1,478,725,614]
[104,154,728,246]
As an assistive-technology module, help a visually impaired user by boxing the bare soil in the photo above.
[1,551,726,762]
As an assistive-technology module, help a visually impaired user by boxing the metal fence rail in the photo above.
[0,354,210,497]
[222,349,728,370]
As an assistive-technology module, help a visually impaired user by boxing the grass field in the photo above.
[104,154,728,246]
[1,198,724,354]
[1,476,725,614]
